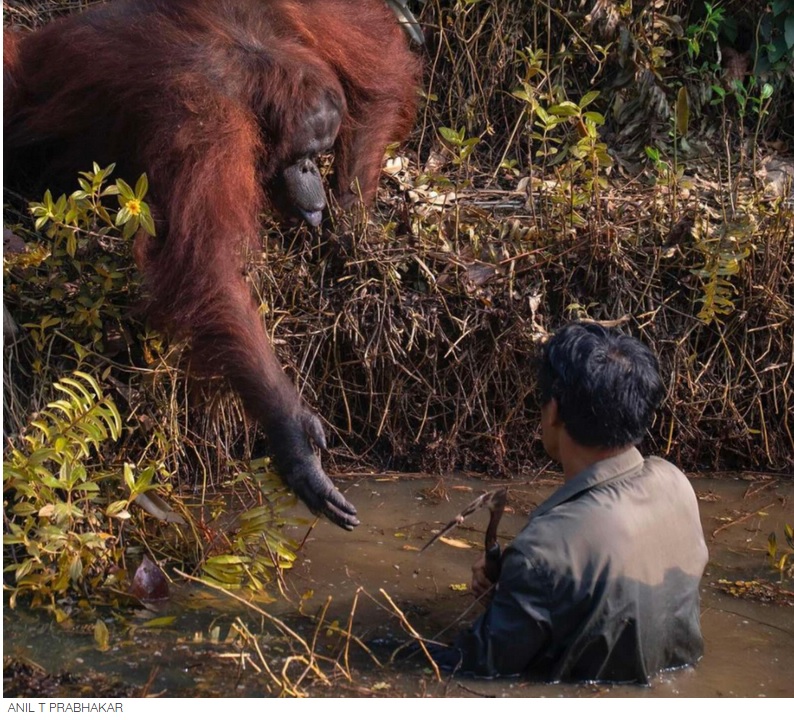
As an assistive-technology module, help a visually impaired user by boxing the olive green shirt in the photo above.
[455,447,708,683]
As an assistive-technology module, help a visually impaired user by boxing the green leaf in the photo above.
[123,463,136,493]
[122,217,139,240]
[73,370,103,399]
[579,91,599,109]
[58,377,93,404]
[69,554,84,583]
[139,208,156,237]
[106,500,129,518]
[768,36,788,63]
[134,173,149,198]
[94,205,114,227]
[99,162,116,182]
[11,502,37,516]
[438,126,462,144]
[28,448,59,467]
[206,554,249,565]
[75,482,100,492]
[583,111,606,125]
[596,149,613,167]
[547,101,579,117]
[785,16,794,49]
[115,178,134,199]
[53,194,68,218]
[115,206,131,226]
[135,465,156,493]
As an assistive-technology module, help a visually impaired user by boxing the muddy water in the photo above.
[287,473,794,697]
[3,473,793,697]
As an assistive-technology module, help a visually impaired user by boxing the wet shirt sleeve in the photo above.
[454,548,552,677]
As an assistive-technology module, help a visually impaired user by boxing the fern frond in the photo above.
[34,373,121,462]
[692,211,756,325]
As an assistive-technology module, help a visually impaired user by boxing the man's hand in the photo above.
[471,553,495,605]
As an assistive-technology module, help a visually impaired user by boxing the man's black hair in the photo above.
[537,322,665,448]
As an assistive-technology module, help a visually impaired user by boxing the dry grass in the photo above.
[4,0,793,487]
[253,169,793,474]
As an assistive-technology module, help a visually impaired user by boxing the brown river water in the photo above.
[3,472,793,697]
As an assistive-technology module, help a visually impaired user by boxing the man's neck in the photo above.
[558,431,634,482]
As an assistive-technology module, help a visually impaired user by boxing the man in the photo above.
[435,322,708,684]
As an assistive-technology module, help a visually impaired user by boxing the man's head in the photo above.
[537,323,664,457]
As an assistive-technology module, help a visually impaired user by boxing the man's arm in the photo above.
[453,548,552,677]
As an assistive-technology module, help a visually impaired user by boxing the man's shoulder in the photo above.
[509,453,697,562]
[642,454,689,479]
